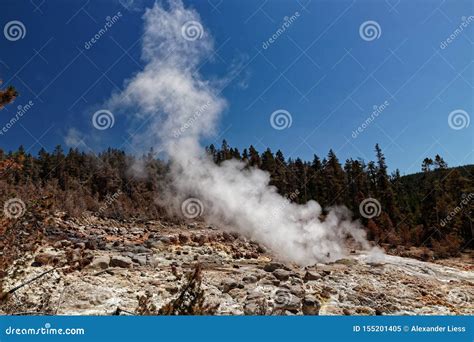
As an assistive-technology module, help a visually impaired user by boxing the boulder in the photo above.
[272,269,291,281]
[286,284,305,297]
[33,250,61,266]
[244,300,268,315]
[304,271,321,282]
[145,239,163,249]
[221,279,243,293]
[88,255,110,270]
[264,262,288,272]
[132,254,147,266]
[302,295,320,315]
[244,291,268,315]
[110,255,133,268]
[242,275,258,284]
[274,289,300,311]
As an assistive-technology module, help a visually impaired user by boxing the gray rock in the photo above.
[227,288,246,299]
[264,262,288,272]
[302,295,320,315]
[132,254,147,266]
[273,269,291,281]
[75,242,86,249]
[246,290,265,301]
[304,271,321,282]
[244,300,268,315]
[244,290,268,315]
[242,275,258,284]
[110,255,133,268]
[165,285,179,294]
[130,228,143,235]
[274,289,300,311]
[33,251,59,266]
[221,279,243,293]
[145,239,163,249]
[132,246,151,254]
[287,284,305,297]
[89,255,110,270]
[53,240,71,248]
[159,236,171,244]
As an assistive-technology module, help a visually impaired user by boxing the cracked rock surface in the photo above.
[1,215,472,315]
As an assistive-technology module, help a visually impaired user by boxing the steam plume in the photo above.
[110,0,377,266]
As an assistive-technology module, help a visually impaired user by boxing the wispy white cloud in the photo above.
[64,127,85,147]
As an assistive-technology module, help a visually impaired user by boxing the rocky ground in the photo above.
[0,213,472,315]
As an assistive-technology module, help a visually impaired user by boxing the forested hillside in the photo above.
[1,141,472,258]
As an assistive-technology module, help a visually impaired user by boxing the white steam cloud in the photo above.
[110,0,378,266]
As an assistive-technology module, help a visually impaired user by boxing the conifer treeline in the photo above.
[0,142,472,257]
[205,141,473,257]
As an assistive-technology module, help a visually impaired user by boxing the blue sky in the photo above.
[0,0,472,174]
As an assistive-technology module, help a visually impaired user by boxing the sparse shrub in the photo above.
[158,264,218,315]
[135,264,218,316]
